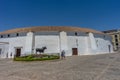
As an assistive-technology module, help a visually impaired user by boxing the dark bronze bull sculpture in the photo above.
[36,46,47,54]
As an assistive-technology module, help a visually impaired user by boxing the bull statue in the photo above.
[36,46,47,54]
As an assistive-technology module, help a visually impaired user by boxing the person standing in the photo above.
[61,50,65,59]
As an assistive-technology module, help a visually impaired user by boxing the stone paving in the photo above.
[0,52,120,80]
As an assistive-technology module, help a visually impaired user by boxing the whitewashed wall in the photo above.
[67,36,88,56]
[67,32,113,55]
[35,35,60,54]
[0,31,113,58]
[86,33,113,55]
[0,44,9,58]
[8,37,26,58]
[67,32,89,56]
[25,32,34,54]
[0,36,26,58]
[94,34,113,54]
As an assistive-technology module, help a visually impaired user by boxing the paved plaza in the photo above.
[0,52,120,80]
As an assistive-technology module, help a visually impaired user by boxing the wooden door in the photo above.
[16,48,21,57]
[72,48,78,55]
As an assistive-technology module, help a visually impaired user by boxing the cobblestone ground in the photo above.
[0,52,120,80]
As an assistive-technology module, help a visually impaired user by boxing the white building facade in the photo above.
[0,26,113,58]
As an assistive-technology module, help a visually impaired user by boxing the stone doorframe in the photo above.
[14,47,23,57]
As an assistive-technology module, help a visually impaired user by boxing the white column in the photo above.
[25,32,34,54]
[88,32,97,50]
[59,31,68,52]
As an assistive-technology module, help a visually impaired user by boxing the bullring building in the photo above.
[0,26,113,58]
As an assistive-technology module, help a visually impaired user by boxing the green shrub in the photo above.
[14,54,60,61]
[26,55,33,59]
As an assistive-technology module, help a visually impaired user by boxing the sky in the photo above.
[0,0,120,32]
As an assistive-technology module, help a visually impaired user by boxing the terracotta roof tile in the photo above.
[0,26,104,34]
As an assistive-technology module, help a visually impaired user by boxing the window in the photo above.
[115,39,118,42]
[115,35,118,38]
[16,33,19,36]
[75,32,78,36]
[1,35,3,38]
[8,34,10,37]
[116,43,118,46]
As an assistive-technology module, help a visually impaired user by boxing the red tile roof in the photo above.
[0,26,104,34]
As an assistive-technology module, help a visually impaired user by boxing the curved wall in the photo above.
[0,27,113,58]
